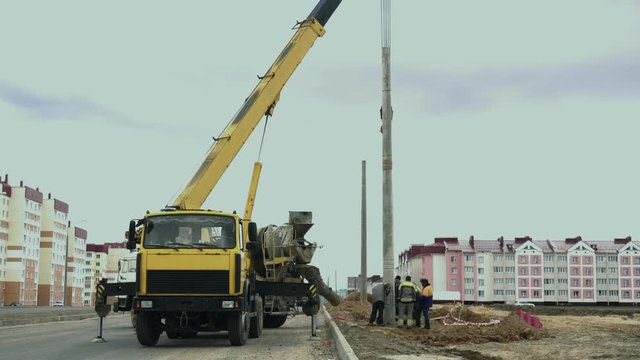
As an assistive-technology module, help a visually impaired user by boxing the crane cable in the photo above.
[257,114,270,162]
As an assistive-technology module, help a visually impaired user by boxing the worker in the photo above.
[419,278,434,330]
[394,275,401,319]
[397,276,419,328]
[368,282,385,326]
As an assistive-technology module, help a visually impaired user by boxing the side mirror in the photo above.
[126,220,137,250]
[248,222,257,243]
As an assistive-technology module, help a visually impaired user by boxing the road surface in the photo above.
[0,312,335,360]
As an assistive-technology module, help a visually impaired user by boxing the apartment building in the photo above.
[84,244,108,306]
[84,242,128,306]
[66,225,87,306]
[0,180,10,304]
[399,236,640,304]
[5,181,43,306]
[37,194,69,306]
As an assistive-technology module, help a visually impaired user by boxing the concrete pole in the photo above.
[360,161,368,303]
[380,0,396,326]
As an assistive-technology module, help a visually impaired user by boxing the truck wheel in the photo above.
[263,314,287,328]
[228,312,249,346]
[131,312,137,328]
[136,312,161,346]
[249,295,263,338]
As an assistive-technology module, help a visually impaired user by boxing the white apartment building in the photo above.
[37,193,69,306]
[5,181,43,306]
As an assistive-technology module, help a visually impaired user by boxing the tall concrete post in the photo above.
[380,0,396,326]
[360,161,368,303]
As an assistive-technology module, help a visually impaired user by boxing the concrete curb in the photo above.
[0,311,97,327]
[322,306,359,360]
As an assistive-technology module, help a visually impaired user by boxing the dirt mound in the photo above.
[343,291,372,303]
[329,303,548,347]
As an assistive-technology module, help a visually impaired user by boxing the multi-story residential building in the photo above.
[65,224,87,307]
[37,193,69,306]
[0,177,10,304]
[83,242,129,306]
[5,181,43,306]
[84,244,108,306]
[403,236,640,304]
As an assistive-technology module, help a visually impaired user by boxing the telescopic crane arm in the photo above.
[172,0,341,211]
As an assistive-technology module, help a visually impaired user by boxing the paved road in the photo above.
[0,312,334,360]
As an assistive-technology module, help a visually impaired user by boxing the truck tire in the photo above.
[136,312,161,346]
[131,312,137,328]
[228,312,249,346]
[249,295,263,338]
[263,314,287,328]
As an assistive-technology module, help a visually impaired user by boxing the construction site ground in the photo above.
[327,294,640,360]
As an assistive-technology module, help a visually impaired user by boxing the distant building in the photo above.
[398,236,640,304]
[347,275,383,294]
[65,225,87,307]
[5,180,43,306]
[37,193,69,306]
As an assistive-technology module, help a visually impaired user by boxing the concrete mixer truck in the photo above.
[94,0,341,347]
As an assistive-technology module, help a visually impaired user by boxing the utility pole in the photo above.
[380,0,396,326]
[360,160,367,303]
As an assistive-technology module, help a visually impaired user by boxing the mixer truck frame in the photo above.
[94,0,342,347]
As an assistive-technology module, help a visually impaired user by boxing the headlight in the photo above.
[222,300,235,309]
[140,300,153,308]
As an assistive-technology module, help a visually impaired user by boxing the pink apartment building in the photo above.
[398,236,640,304]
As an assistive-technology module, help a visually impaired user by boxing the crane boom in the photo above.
[173,0,341,210]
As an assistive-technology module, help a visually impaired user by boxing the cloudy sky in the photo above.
[2,0,639,290]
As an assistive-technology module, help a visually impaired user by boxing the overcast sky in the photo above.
[2,0,640,290]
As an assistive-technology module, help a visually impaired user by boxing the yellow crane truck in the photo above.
[97,0,342,347]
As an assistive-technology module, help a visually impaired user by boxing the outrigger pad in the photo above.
[95,303,111,318]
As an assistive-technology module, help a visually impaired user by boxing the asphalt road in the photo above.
[0,312,334,360]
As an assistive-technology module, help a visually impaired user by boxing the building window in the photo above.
[544,290,555,296]
[532,256,540,264]
[519,256,527,264]
[532,268,539,275]
[608,256,617,262]
[622,279,630,287]
[571,256,579,264]
[571,267,580,275]
[544,278,555,285]
[571,279,579,287]
[494,290,504,296]
[505,267,515,273]
[520,290,527,298]
[494,267,503,273]
[585,290,592,298]
[478,279,484,287]
[465,255,474,261]
[532,279,540,287]
[572,291,580,298]
[584,268,592,275]
[450,256,457,263]
[451,279,458,286]
[451,268,457,275]
[478,290,485,297]
[519,267,528,275]
[464,289,474,295]
[622,257,629,265]
[532,290,540,298]
[478,268,484,275]
[544,255,553,262]
[623,291,630,299]
[584,257,591,264]
[494,278,504,284]
[478,256,484,264]
[493,255,503,261]
[544,267,554,273]
[520,279,527,287]
[585,279,593,287]
[609,290,619,296]
[558,267,567,273]
[622,268,630,276]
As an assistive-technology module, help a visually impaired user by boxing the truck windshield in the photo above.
[143,214,236,250]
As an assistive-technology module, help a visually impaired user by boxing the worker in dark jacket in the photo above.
[394,275,401,319]
[397,276,420,328]
[419,278,434,329]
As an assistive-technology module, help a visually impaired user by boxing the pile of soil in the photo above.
[329,300,548,347]
[343,291,373,303]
